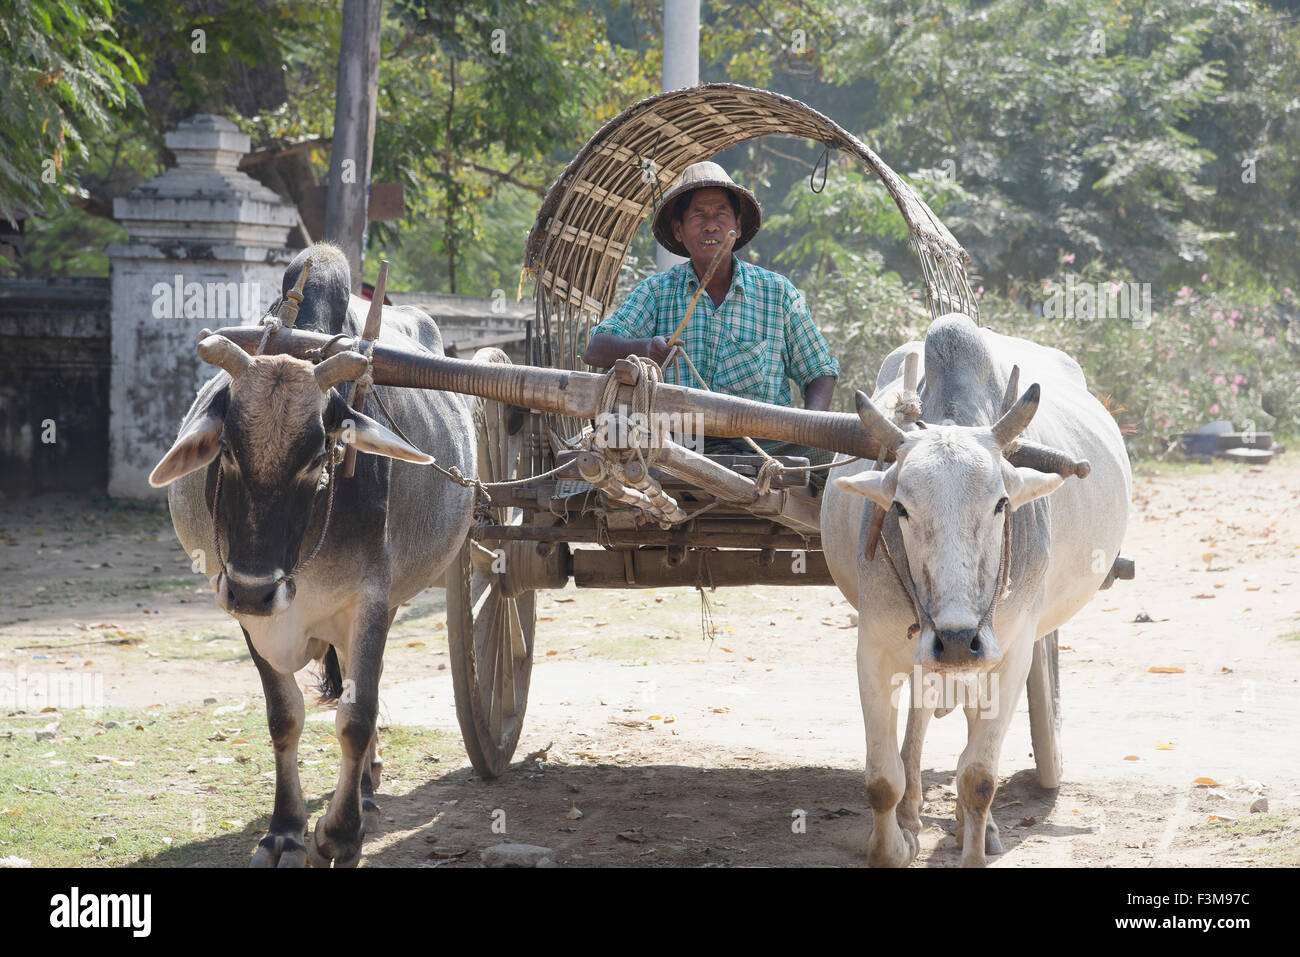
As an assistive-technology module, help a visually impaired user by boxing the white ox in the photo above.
[821,313,1131,867]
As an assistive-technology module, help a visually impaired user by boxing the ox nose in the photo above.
[932,628,983,667]
[217,571,294,616]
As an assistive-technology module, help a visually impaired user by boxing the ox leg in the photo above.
[897,691,933,835]
[359,654,387,835]
[953,635,1034,867]
[244,629,310,868]
[310,599,389,868]
[859,641,918,867]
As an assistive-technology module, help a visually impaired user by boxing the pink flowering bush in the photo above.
[818,259,1298,458]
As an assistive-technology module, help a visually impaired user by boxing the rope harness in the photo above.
[877,503,1011,642]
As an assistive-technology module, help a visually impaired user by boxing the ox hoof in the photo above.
[362,798,381,836]
[984,819,1003,856]
[250,832,309,868]
[868,824,919,868]
[954,818,1001,855]
[896,808,922,835]
[309,817,363,869]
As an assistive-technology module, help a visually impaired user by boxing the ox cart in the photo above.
[212,84,1131,785]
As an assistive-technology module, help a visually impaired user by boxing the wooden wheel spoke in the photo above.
[500,600,517,718]
[447,356,541,779]
[508,598,526,661]
[489,598,505,742]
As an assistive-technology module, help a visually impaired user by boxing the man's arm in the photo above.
[803,374,835,411]
[583,333,672,367]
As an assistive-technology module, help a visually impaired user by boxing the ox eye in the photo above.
[893,501,909,519]
[994,497,1009,515]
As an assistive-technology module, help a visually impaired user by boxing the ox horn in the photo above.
[999,365,1020,416]
[991,382,1040,448]
[315,351,368,392]
[853,390,907,453]
[198,335,253,380]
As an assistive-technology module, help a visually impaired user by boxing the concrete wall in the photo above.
[0,278,110,498]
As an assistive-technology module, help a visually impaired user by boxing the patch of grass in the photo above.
[1279,631,1300,643]
[0,703,460,866]
[1195,811,1300,866]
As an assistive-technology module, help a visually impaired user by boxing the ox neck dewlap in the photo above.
[209,438,342,588]
[876,504,1012,641]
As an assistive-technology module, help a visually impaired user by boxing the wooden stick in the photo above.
[342,260,389,478]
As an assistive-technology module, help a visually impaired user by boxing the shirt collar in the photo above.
[679,255,748,297]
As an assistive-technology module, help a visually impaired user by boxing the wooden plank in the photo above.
[572,548,834,588]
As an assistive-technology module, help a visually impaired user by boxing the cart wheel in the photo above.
[446,349,535,778]
[1026,629,1062,788]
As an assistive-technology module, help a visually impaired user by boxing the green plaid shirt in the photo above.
[588,257,839,407]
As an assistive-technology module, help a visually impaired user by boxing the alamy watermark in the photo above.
[890,665,1000,718]
[1,666,105,713]
[151,275,267,320]
[1040,276,1152,329]
[591,410,705,453]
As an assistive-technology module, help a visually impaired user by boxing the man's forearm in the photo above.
[803,375,835,411]
[583,333,667,367]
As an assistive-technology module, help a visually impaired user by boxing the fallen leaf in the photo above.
[554,596,575,603]
[1191,593,1215,599]
[1207,815,1235,824]
[720,647,733,653]
[712,707,730,713]
[648,714,662,720]
[91,755,135,767]
[545,649,558,656]
[1155,742,1175,750]
[407,641,425,647]
[1019,816,1036,827]
[1193,777,1220,786]
[616,829,648,844]
[1123,755,1140,761]
[1148,666,1185,674]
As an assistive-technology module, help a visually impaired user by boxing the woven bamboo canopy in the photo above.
[524,82,978,354]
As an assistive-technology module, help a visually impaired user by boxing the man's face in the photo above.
[672,187,739,266]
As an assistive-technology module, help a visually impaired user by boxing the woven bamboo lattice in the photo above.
[521,82,979,457]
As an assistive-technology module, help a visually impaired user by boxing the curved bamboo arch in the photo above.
[525,82,977,331]
[520,82,978,457]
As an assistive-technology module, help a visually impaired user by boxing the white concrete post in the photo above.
[657,0,700,273]
[106,114,297,498]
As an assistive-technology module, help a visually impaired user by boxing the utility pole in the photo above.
[325,0,383,292]
[657,0,700,273]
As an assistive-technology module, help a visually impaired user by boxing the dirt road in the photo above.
[2,458,1298,867]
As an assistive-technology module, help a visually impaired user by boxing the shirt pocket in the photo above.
[712,332,777,401]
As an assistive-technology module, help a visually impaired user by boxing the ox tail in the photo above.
[318,645,344,702]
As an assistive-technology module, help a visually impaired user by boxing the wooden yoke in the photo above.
[342,260,388,478]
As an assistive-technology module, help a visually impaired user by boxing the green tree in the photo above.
[0,0,143,225]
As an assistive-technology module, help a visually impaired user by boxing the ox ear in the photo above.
[149,388,228,487]
[1001,460,1064,510]
[325,394,433,465]
[833,467,897,510]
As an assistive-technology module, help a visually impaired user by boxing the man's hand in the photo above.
[647,335,672,364]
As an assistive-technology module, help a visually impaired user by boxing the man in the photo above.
[582,161,839,486]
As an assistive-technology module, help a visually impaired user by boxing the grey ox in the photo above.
[149,243,476,867]
[821,313,1131,867]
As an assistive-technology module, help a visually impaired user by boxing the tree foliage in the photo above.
[0,0,143,224]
